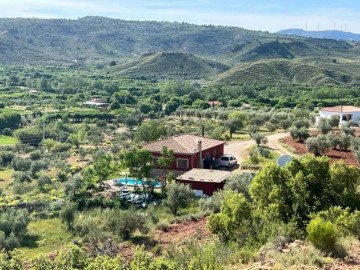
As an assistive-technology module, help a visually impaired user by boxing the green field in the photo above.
[20,218,71,258]
[0,135,18,145]
[0,168,14,188]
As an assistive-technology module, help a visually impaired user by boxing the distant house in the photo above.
[207,100,222,107]
[28,89,39,94]
[143,134,225,173]
[176,168,231,196]
[83,98,110,109]
[317,105,360,125]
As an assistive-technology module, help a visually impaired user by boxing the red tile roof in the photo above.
[320,105,360,113]
[143,134,224,154]
[207,101,222,106]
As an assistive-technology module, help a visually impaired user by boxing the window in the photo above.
[177,158,189,169]
[152,157,159,165]
[220,157,229,161]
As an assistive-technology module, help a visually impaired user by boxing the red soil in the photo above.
[118,217,211,261]
[283,136,359,167]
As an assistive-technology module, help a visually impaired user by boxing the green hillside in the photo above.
[0,17,358,66]
[213,59,360,86]
[0,17,273,65]
[112,52,231,79]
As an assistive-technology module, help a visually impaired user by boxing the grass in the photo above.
[241,145,280,167]
[0,135,18,145]
[0,168,14,188]
[20,218,72,258]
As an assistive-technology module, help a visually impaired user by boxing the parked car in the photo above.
[219,154,237,167]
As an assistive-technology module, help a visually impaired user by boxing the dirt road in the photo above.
[224,132,292,163]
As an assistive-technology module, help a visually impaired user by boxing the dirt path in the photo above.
[224,132,291,163]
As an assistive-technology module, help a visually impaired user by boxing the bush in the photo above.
[328,115,340,127]
[317,118,332,134]
[104,209,148,240]
[29,150,42,160]
[163,183,195,215]
[265,122,276,132]
[248,147,260,164]
[156,221,170,232]
[13,171,32,183]
[0,151,15,167]
[307,217,339,253]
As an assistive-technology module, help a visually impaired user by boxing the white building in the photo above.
[317,105,360,126]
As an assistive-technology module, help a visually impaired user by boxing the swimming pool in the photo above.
[116,178,161,188]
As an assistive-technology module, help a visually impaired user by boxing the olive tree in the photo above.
[163,183,195,215]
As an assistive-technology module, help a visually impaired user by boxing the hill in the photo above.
[212,59,360,86]
[0,17,358,66]
[0,17,274,65]
[278,28,360,42]
[112,52,230,79]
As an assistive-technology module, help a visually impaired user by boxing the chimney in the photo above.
[197,139,203,168]
[340,105,343,113]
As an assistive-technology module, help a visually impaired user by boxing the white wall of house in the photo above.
[318,110,360,125]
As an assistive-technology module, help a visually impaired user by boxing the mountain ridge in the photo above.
[277,28,360,42]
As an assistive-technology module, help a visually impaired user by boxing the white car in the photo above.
[219,154,237,167]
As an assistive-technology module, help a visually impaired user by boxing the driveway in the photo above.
[224,132,291,163]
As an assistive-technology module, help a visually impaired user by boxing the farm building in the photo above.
[176,168,231,196]
[143,134,224,173]
[83,98,110,109]
[317,105,360,126]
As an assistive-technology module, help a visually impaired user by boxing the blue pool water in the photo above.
[117,178,161,188]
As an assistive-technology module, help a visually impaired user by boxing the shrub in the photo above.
[248,147,260,164]
[307,217,339,253]
[258,147,270,158]
[163,183,195,215]
[328,115,340,127]
[290,126,309,142]
[29,150,42,160]
[327,132,339,149]
[0,151,15,167]
[104,209,148,240]
[338,134,351,150]
[265,122,276,132]
[13,171,32,183]
[156,221,170,232]
[37,175,52,191]
[317,118,332,134]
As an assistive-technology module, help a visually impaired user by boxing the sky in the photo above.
[1,0,360,33]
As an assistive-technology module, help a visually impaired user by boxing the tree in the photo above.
[156,147,175,193]
[104,209,148,240]
[317,118,331,134]
[290,127,309,142]
[121,148,153,193]
[93,155,112,186]
[227,111,248,136]
[163,183,195,215]
[306,135,330,156]
[252,133,266,147]
[135,121,167,143]
[59,203,77,231]
[208,190,253,243]
[328,115,340,127]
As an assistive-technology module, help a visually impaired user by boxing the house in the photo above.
[176,168,231,196]
[207,100,222,107]
[317,105,360,126]
[83,98,110,109]
[143,134,224,173]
